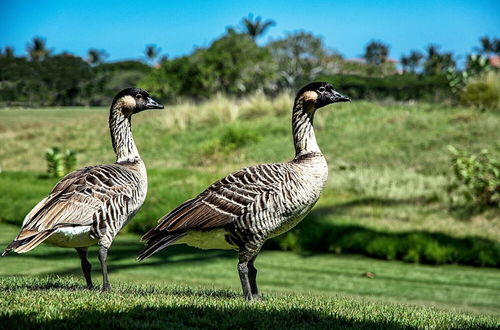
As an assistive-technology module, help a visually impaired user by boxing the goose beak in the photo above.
[146,97,164,109]
[330,90,350,103]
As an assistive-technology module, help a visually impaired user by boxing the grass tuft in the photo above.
[1,276,499,329]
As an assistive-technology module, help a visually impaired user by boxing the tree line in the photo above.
[0,14,498,106]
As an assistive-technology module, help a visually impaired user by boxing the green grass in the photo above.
[2,278,499,329]
[0,100,499,266]
[0,99,500,326]
[1,222,499,328]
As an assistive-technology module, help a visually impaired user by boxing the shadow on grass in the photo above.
[319,197,429,212]
[0,278,240,299]
[26,241,236,279]
[0,304,408,329]
[0,277,411,329]
[0,280,88,292]
[2,197,499,272]
[128,286,241,299]
[268,200,500,268]
[448,203,499,221]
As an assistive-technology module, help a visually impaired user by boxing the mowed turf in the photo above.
[1,223,500,328]
[0,100,499,327]
[0,101,498,243]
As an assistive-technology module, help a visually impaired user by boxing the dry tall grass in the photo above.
[160,91,292,131]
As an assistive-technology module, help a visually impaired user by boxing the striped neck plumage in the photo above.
[109,105,140,163]
[292,99,321,158]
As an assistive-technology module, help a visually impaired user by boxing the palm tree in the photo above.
[407,50,424,73]
[1,46,15,58]
[424,44,455,75]
[363,41,389,65]
[475,36,493,55]
[87,48,108,65]
[241,14,275,40]
[426,44,439,59]
[400,55,410,72]
[474,36,500,56]
[144,44,161,65]
[494,39,500,55]
[466,54,490,76]
[27,36,50,61]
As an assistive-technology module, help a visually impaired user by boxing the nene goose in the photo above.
[138,82,349,300]
[2,88,164,291]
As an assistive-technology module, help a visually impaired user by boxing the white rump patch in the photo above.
[45,226,98,248]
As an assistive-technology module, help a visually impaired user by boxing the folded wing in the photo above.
[2,164,138,255]
[138,163,287,260]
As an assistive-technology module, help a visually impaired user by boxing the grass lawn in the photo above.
[0,101,498,264]
[1,222,500,328]
[0,100,499,327]
[1,102,499,239]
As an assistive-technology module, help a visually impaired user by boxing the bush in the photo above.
[0,55,94,106]
[460,81,498,110]
[46,147,77,178]
[270,223,500,267]
[0,56,151,107]
[140,31,275,102]
[318,73,452,101]
[448,146,500,208]
[191,125,262,165]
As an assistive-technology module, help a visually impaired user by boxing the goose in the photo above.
[2,88,164,291]
[138,82,349,300]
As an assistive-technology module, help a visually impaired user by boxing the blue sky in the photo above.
[1,0,499,63]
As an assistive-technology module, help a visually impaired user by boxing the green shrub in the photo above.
[365,237,399,260]
[64,149,77,172]
[421,240,455,265]
[460,81,498,110]
[46,147,77,178]
[220,125,262,149]
[192,125,262,165]
[446,55,492,96]
[448,146,500,208]
[318,73,452,101]
[402,248,420,263]
[270,222,500,267]
[277,232,301,252]
[140,31,274,102]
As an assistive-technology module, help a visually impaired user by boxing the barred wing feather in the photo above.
[138,163,287,260]
[4,164,138,254]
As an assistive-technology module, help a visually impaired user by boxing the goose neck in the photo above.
[292,101,321,157]
[109,106,140,163]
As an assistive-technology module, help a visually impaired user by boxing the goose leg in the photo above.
[248,256,260,300]
[98,245,111,292]
[238,251,261,301]
[237,260,252,300]
[76,247,93,289]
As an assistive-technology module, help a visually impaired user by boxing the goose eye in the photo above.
[136,94,142,99]
[318,87,326,93]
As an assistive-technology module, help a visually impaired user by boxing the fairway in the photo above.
[1,222,500,328]
[1,102,499,327]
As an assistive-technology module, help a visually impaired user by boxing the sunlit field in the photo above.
[1,98,499,327]
[1,99,499,242]
[1,223,500,328]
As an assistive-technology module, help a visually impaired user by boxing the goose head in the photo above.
[294,82,350,110]
[112,87,164,115]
